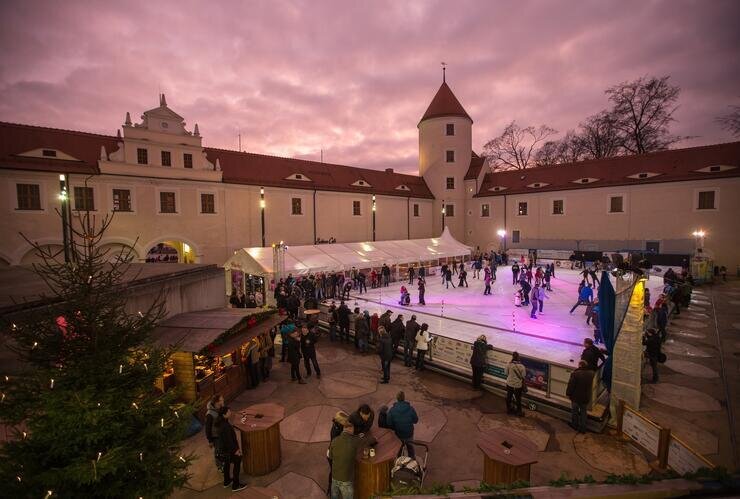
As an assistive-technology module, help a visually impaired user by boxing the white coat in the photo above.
[415,330,431,351]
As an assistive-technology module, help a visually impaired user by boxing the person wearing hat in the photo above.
[415,323,431,370]
[470,335,493,389]
[403,315,420,367]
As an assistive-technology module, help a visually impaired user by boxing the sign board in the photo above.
[484,349,511,380]
[520,356,549,391]
[668,436,713,475]
[622,409,661,456]
[433,336,473,368]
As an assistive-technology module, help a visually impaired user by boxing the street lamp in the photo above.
[691,229,706,251]
[260,187,266,247]
[497,229,507,252]
[372,194,376,241]
[441,203,446,232]
[58,174,70,263]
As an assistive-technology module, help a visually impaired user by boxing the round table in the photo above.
[354,428,401,499]
[477,428,538,485]
[232,402,285,476]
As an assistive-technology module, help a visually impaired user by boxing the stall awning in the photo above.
[224,227,472,277]
[151,308,283,353]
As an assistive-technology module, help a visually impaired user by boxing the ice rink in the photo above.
[345,266,665,366]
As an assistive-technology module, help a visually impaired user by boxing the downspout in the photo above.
[503,194,507,250]
[407,196,410,239]
[313,189,317,244]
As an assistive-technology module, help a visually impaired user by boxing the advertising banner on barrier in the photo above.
[520,356,549,391]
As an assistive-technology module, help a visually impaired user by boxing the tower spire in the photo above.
[441,62,447,83]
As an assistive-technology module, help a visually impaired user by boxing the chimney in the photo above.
[385,168,394,173]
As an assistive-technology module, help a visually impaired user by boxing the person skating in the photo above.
[511,262,520,284]
[569,283,593,314]
[214,407,248,492]
[445,267,455,288]
[520,279,531,306]
[377,327,393,384]
[529,284,539,319]
[580,338,605,370]
[505,352,526,416]
[452,260,458,275]
[328,417,362,499]
[408,265,415,284]
[458,267,468,287]
[566,361,593,433]
[300,324,321,378]
[382,263,391,287]
[483,267,492,295]
[403,315,420,367]
[470,335,493,389]
[415,323,431,370]
[417,277,426,305]
[643,328,663,383]
[287,329,306,384]
[537,284,548,313]
[357,271,367,294]
[386,391,419,459]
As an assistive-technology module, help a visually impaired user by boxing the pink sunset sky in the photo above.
[0,0,738,175]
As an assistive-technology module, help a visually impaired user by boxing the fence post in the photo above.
[657,427,671,470]
[616,399,625,435]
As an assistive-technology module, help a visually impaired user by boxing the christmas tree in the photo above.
[0,210,192,498]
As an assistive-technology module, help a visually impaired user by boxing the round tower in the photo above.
[418,75,472,239]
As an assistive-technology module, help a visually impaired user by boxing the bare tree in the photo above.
[483,121,557,171]
[535,131,585,166]
[716,104,740,138]
[576,110,623,159]
[606,75,682,154]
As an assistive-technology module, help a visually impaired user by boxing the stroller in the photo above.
[391,440,428,489]
[399,286,411,306]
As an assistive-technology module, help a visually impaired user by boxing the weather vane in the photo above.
[441,62,447,83]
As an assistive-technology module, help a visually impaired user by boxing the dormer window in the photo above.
[352,180,371,187]
[694,165,736,173]
[285,173,312,182]
[42,149,57,157]
[395,185,410,191]
[488,186,508,192]
[572,177,599,185]
[627,172,661,180]
[526,182,549,189]
[161,121,169,129]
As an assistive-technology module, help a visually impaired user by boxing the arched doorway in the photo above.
[20,245,64,265]
[145,241,196,264]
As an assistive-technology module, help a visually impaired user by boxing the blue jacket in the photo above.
[386,400,418,439]
[579,287,593,302]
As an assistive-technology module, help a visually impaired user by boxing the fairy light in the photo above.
[32,342,38,349]
[97,402,101,407]
[138,311,143,318]
[132,402,139,410]
[119,364,123,374]
[45,491,53,499]
[174,410,179,418]
[50,378,55,389]
[160,418,164,428]
[1,393,5,402]
[139,452,143,462]
[22,431,27,439]
[97,451,102,461]
[178,456,186,463]
[11,323,17,331]
[87,275,93,284]
[15,475,21,482]
[5,375,9,381]
[143,363,148,371]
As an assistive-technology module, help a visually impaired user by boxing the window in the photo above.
[481,203,490,217]
[161,150,171,167]
[512,230,521,243]
[137,148,148,165]
[160,191,176,213]
[552,199,564,215]
[446,177,455,190]
[446,150,455,163]
[697,191,715,210]
[200,193,215,214]
[609,196,624,213]
[42,149,57,157]
[183,153,193,168]
[352,200,362,216]
[444,204,455,217]
[517,202,528,216]
[112,189,132,212]
[291,197,302,215]
[74,186,95,211]
[413,203,419,217]
[16,184,41,210]
[446,123,455,136]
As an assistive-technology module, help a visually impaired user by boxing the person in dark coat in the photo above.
[390,315,405,354]
[511,262,520,285]
[643,328,662,383]
[403,315,420,367]
[377,327,393,383]
[349,404,374,435]
[566,361,593,433]
[458,267,468,287]
[386,391,419,458]
[470,335,493,389]
[445,268,456,288]
[530,284,539,319]
[300,324,321,378]
[656,303,668,342]
[287,330,306,384]
[408,265,416,284]
[580,338,605,370]
[520,279,531,306]
[418,278,426,305]
[286,293,300,319]
[337,301,351,342]
[378,310,393,334]
[205,395,225,471]
[327,411,350,492]
[215,407,247,491]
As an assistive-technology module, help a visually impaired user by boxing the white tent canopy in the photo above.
[224,227,472,277]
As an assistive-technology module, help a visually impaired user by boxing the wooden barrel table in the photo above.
[477,428,538,485]
[354,428,401,499]
[233,402,285,476]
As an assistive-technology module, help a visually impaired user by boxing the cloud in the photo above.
[0,0,738,174]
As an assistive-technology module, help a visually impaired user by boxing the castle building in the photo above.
[1,80,739,268]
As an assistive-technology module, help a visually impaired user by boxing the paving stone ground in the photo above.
[172,280,739,498]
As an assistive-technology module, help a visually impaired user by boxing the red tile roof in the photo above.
[0,121,114,175]
[207,148,433,199]
[465,152,486,180]
[419,82,472,125]
[476,141,740,197]
[0,122,434,199]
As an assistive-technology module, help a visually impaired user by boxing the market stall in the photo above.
[224,228,472,306]
[150,308,284,404]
